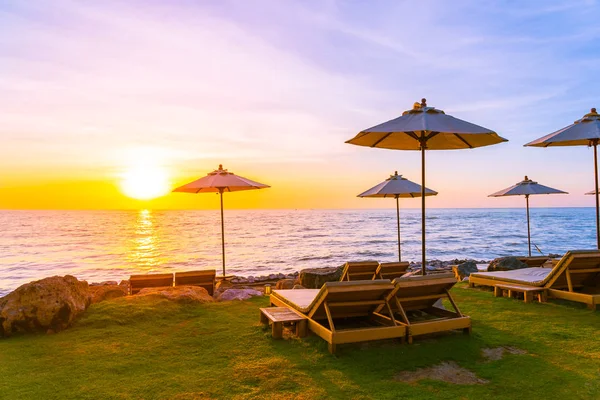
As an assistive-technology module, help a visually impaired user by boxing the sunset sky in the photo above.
[1,0,600,210]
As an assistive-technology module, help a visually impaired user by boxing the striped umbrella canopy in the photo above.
[489,176,567,256]
[525,108,600,249]
[173,164,270,277]
[346,98,507,274]
[358,171,437,262]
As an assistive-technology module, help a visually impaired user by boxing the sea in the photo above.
[0,208,597,296]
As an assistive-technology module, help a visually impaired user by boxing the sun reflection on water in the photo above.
[128,209,160,270]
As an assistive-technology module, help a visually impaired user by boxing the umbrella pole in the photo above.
[595,142,600,250]
[219,189,226,277]
[421,144,426,275]
[526,194,531,257]
[396,196,401,262]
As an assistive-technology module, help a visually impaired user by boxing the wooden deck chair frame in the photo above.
[375,262,410,280]
[517,256,550,268]
[375,274,471,344]
[470,250,600,310]
[339,261,380,281]
[129,273,174,295]
[174,270,216,296]
[270,280,407,354]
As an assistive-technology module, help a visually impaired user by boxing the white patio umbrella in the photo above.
[489,176,567,256]
[358,171,437,262]
[173,164,270,277]
[525,108,600,248]
[346,99,507,274]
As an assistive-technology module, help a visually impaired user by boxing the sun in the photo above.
[119,150,171,200]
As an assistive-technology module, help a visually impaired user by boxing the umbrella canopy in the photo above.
[525,108,600,249]
[489,176,567,197]
[358,171,437,262]
[173,165,270,277]
[489,176,567,256]
[173,164,269,193]
[358,171,438,198]
[347,99,507,274]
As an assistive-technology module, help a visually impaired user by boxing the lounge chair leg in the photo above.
[407,336,413,344]
[524,292,533,303]
[468,282,474,288]
[272,322,283,339]
[328,343,336,354]
[588,304,597,311]
[463,326,472,335]
[539,291,547,303]
[494,287,502,297]
[296,320,307,338]
[400,336,406,345]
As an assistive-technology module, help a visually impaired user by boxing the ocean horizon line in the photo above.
[0,206,597,212]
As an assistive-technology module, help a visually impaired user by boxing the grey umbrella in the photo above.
[489,176,567,256]
[525,108,600,248]
[346,98,507,274]
[358,171,438,262]
[173,164,270,277]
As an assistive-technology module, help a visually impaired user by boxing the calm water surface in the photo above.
[0,208,596,296]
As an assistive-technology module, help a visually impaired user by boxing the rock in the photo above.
[215,280,233,291]
[268,274,278,280]
[135,286,214,304]
[89,284,127,304]
[548,253,562,259]
[247,276,255,283]
[488,257,528,272]
[293,284,305,289]
[454,261,478,281]
[277,273,285,279]
[275,279,295,290]
[0,275,91,337]
[298,266,343,289]
[217,288,263,301]
[285,274,296,279]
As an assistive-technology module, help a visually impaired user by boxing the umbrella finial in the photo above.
[218,164,223,170]
[524,175,530,182]
[421,98,427,107]
[592,108,597,114]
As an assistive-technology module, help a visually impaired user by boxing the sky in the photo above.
[1,0,600,210]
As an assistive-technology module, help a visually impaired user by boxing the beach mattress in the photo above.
[470,267,551,286]
[272,289,320,313]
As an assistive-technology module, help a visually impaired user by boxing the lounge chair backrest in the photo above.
[309,280,394,320]
[129,273,174,294]
[174,270,216,295]
[545,251,600,290]
[376,262,410,280]
[390,273,457,311]
[339,261,380,281]
[517,256,550,268]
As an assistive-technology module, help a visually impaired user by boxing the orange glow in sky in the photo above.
[1,2,599,210]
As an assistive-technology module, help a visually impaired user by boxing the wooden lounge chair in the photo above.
[470,250,600,310]
[129,273,174,295]
[339,261,380,281]
[174,270,216,296]
[375,273,471,343]
[270,280,406,354]
[517,256,551,268]
[375,262,410,280]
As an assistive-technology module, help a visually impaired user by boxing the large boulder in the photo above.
[298,266,343,289]
[217,288,263,301]
[135,286,214,304]
[89,284,128,304]
[454,261,479,281]
[488,257,528,272]
[0,275,91,337]
[275,279,295,290]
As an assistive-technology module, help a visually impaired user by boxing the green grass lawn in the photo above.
[1,284,599,399]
